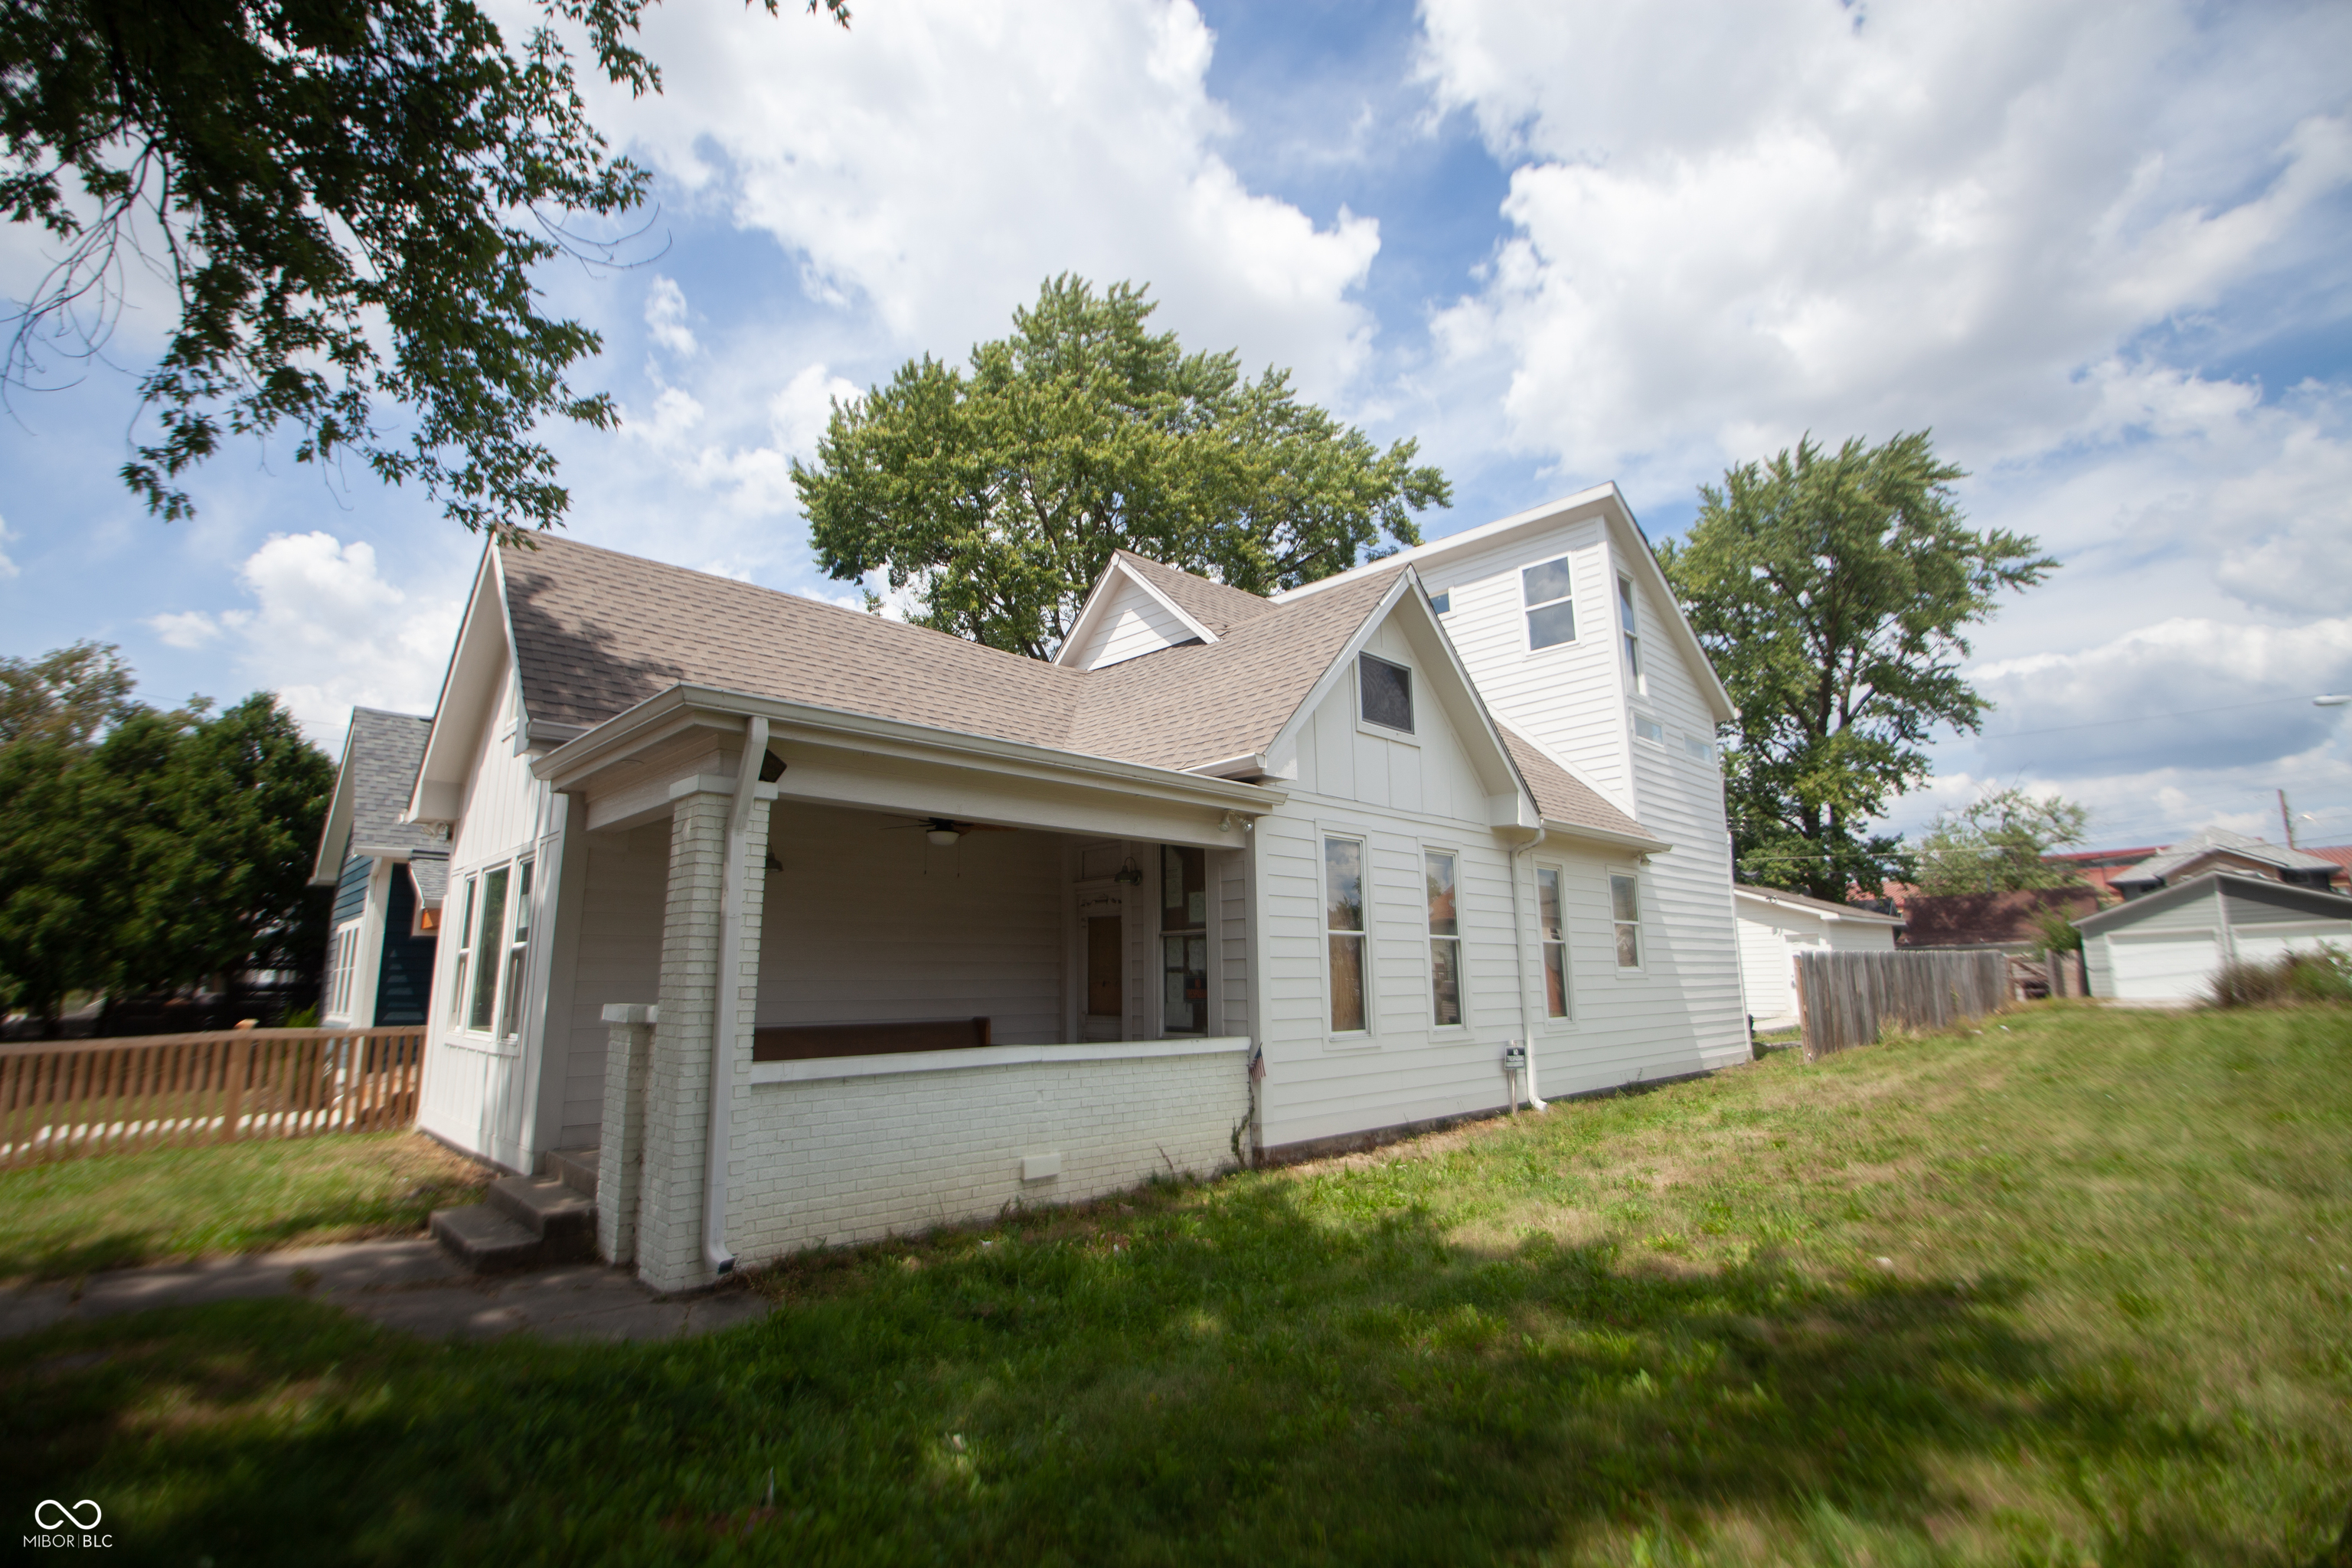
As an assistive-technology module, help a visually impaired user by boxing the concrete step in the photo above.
[545,1145,599,1199]
[487,1174,596,1260]
[430,1204,544,1273]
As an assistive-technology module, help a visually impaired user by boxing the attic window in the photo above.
[1428,589,1451,615]
[1359,654,1413,733]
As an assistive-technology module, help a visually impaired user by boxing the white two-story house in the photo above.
[402,485,1746,1292]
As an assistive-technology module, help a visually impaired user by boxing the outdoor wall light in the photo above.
[1114,858,1145,885]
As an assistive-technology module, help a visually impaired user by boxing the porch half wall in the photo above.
[725,1040,1250,1263]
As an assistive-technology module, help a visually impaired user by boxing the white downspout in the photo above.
[704,715,769,1277]
[1508,828,1549,1112]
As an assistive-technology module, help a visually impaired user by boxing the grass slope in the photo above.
[0,1132,490,1277]
[5,1004,2349,1565]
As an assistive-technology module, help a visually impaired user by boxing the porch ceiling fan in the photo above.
[883,815,1019,846]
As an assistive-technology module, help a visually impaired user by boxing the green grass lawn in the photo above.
[0,1132,491,1278]
[5,1003,2349,1566]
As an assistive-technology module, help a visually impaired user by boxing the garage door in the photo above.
[2108,931,2222,1001]
[2232,923,2352,967]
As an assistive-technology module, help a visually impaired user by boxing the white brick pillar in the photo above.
[596,1004,656,1266]
[635,760,773,1294]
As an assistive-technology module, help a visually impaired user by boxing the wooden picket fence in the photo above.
[0,1026,425,1168]
[1794,950,2010,1062]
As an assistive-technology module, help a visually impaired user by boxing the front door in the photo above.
[1075,883,1125,1041]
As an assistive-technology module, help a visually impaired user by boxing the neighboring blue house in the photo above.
[311,708,449,1027]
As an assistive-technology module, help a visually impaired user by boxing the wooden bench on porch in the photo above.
[750,1018,992,1062]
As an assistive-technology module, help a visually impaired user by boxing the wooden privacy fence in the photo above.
[1794,950,2009,1061]
[0,1026,425,1168]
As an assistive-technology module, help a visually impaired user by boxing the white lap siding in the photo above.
[753,802,1066,1043]
[551,822,669,1148]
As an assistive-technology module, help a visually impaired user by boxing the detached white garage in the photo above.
[1733,885,1905,1027]
[2080,871,2352,1003]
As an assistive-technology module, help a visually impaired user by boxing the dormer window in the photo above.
[1359,654,1413,733]
[1522,558,1575,649]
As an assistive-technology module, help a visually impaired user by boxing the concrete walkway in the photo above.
[0,1238,775,1344]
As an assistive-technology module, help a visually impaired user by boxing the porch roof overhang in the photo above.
[1536,817,1674,856]
[532,683,1288,848]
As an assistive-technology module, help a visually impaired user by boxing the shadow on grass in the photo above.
[0,1175,2327,1566]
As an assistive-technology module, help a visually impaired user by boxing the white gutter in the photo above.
[704,714,769,1278]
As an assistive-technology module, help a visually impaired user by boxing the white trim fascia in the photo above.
[1053,555,1220,668]
[1272,483,1622,603]
[309,727,362,884]
[407,544,505,824]
[750,1034,1250,1084]
[534,684,1287,818]
[1273,485,1739,726]
[1543,817,1673,855]
[1731,887,1904,926]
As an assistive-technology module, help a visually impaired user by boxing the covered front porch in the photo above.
[534,688,1277,1292]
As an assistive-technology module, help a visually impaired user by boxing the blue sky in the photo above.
[3,0,2349,851]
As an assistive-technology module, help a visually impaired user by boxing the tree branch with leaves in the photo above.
[1658,431,2056,902]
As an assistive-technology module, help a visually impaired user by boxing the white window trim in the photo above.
[1354,652,1420,746]
[1609,865,1646,975]
[446,856,534,1050]
[1521,556,1578,655]
[1155,843,1215,1040]
[1632,712,1668,748]
[1421,841,1470,1032]
[1319,825,1377,1047]
[326,920,362,1024]
[1617,573,1645,695]
[1534,859,1573,1028]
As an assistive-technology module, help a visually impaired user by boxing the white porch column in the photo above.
[635,760,774,1294]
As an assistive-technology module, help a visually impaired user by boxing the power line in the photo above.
[1968,693,2323,743]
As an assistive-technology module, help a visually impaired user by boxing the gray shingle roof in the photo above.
[497,537,1662,846]
[1108,549,1285,639]
[2112,826,2338,884]
[344,709,439,856]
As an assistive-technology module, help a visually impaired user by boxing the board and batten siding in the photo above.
[1255,618,1536,1149]
[418,664,565,1171]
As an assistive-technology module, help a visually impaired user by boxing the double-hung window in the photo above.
[1618,575,1644,690]
[1523,557,1576,650]
[1160,845,1208,1035]
[466,866,508,1031]
[1610,873,1642,969]
[449,877,477,1025]
[1426,851,1462,1027]
[328,921,361,1021]
[500,860,534,1039]
[1536,866,1569,1018]
[1325,836,1367,1034]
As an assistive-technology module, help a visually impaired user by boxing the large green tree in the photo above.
[0,656,332,1034]
[2,0,846,538]
[793,275,1452,658]
[1912,787,2091,897]
[1658,432,2055,902]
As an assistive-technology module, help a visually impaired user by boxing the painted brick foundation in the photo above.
[722,1043,1250,1263]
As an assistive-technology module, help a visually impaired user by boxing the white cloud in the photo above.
[152,533,464,745]
[0,512,18,580]
[587,0,1383,403]
[645,275,698,357]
